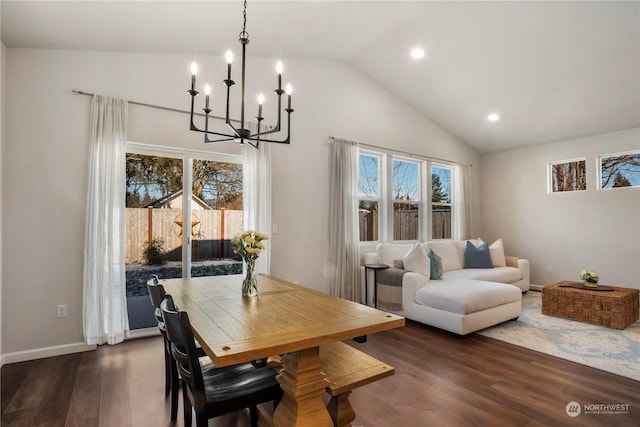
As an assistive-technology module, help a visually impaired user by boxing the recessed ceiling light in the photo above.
[410,47,425,60]
[487,113,500,122]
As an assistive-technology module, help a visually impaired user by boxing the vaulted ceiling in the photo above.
[2,1,639,154]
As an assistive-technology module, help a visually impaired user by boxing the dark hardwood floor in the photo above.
[2,321,638,426]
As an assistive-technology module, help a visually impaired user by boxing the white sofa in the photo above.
[362,239,530,335]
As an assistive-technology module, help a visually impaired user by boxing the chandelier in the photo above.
[188,0,294,149]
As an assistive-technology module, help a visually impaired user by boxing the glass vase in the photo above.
[242,258,258,297]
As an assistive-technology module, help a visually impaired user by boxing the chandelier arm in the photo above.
[244,135,289,145]
[204,135,239,144]
[270,90,283,133]
[240,37,247,134]
[224,81,233,130]
[190,127,241,139]
[249,126,283,138]
[188,90,201,132]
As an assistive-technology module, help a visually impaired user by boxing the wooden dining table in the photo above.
[161,273,405,427]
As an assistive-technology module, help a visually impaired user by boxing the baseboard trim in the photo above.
[530,284,543,292]
[0,328,161,366]
[1,341,96,365]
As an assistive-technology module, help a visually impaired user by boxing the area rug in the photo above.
[477,291,640,381]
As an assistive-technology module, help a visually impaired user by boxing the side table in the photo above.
[364,264,389,308]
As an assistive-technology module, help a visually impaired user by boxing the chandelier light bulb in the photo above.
[488,113,500,122]
[190,62,198,75]
[276,61,283,74]
[285,84,293,95]
[204,84,211,96]
[258,93,265,105]
[225,50,234,64]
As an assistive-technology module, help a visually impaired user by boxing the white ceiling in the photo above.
[2,1,639,154]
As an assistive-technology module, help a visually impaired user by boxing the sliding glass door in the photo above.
[124,144,243,329]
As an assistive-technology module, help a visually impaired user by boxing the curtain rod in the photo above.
[329,136,470,166]
[71,88,240,124]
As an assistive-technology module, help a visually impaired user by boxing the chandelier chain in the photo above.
[240,0,249,40]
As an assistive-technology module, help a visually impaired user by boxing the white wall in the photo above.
[1,48,480,357]
[482,127,640,288]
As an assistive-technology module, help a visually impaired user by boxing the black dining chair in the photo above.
[160,295,282,427]
[147,276,208,420]
[147,276,179,419]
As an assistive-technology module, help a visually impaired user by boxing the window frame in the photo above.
[357,148,456,245]
[429,163,454,240]
[598,150,640,190]
[357,150,384,243]
[548,157,587,193]
[390,156,421,242]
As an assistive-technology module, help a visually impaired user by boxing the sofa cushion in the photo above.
[445,266,523,284]
[479,238,506,267]
[415,278,522,315]
[422,241,461,272]
[403,244,430,278]
[426,249,443,280]
[464,241,493,269]
[376,243,413,268]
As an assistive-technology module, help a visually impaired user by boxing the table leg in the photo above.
[273,347,333,427]
[327,391,355,427]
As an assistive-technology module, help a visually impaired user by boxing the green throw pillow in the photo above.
[426,248,443,280]
[464,241,494,269]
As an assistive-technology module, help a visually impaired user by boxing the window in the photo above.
[599,151,640,189]
[549,159,586,192]
[357,150,456,243]
[358,153,380,241]
[431,165,452,239]
[392,158,420,241]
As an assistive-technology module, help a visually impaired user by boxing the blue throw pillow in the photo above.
[426,249,443,280]
[464,241,494,269]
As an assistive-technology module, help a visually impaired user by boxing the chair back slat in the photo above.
[160,295,206,408]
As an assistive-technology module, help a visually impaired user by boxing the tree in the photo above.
[125,154,243,209]
[613,171,631,188]
[552,160,586,192]
[432,173,448,202]
[358,155,379,197]
[601,153,639,188]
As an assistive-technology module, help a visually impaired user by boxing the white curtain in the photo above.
[453,164,472,240]
[243,142,272,274]
[83,95,129,345]
[328,138,361,301]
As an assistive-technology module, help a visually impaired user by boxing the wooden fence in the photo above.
[126,208,243,263]
[359,209,451,241]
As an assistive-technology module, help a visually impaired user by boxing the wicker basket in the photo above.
[542,281,639,329]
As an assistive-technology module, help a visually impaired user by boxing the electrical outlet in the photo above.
[272,224,279,234]
[57,304,68,318]
[546,266,552,274]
